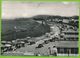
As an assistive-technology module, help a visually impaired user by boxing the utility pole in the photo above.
[14,26,17,40]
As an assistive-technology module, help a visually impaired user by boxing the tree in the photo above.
[72,15,79,19]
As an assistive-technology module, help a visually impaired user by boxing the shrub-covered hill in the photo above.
[2,18,50,41]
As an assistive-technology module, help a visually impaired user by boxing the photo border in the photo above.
[0,0,80,58]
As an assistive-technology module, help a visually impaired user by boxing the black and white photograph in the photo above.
[1,1,79,56]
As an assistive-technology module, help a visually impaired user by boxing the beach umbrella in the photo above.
[1,41,7,43]
[36,40,44,45]
[7,41,11,44]
[5,44,11,47]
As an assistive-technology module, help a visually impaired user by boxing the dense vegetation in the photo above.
[2,18,50,41]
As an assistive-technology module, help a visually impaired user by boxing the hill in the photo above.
[2,18,50,41]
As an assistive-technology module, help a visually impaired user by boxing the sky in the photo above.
[2,1,79,19]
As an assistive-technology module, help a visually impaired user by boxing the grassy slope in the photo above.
[2,18,50,41]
